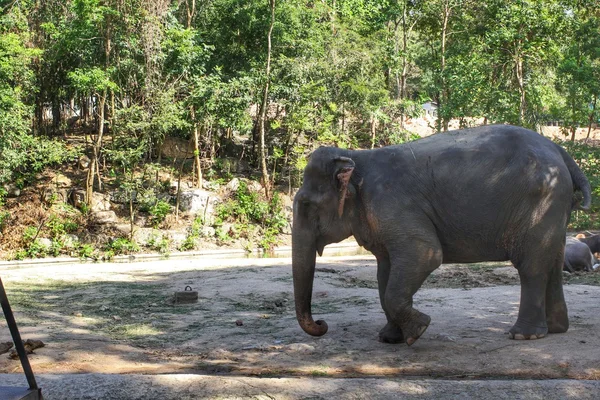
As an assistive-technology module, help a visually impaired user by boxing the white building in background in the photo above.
[422,101,438,118]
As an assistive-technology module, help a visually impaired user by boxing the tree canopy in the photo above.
[0,0,598,191]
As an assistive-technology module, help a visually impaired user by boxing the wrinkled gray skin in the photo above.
[578,234,600,254]
[292,125,592,346]
[564,237,597,272]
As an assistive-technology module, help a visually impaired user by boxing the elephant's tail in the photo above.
[556,144,592,211]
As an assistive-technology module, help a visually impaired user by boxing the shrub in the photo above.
[149,200,172,227]
[215,181,288,251]
[107,238,140,255]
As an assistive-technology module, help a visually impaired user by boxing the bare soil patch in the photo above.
[0,255,599,380]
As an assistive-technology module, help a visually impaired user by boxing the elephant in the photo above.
[292,125,591,346]
[564,237,598,272]
[577,234,600,254]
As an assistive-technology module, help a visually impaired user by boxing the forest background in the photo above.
[1,0,599,260]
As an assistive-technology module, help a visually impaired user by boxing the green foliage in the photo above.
[2,0,600,259]
[0,210,9,232]
[106,238,140,255]
[215,181,287,251]
[46,215,79,239]
[149,200,172,228]
[77,243,96,260]
[558,140,600,230]
[180,215,205,251]
[147,234,170,255]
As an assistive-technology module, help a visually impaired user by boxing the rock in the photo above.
[225,178,240,192]
[72,189,111,211]
[281,221,292,235]
[92,211,118,225]
[53,173,72,188]
[169,181,192,195]
[220,223,236,236]
[161,136,195,159]
[433,333,456,342]
[0,342,13,355]
[247,180,263,193]
[43,187,70,204]
[178,189,215,214]
[202,180,220,191]
[9,339,45,360]
[287,343,315,354]
[281,194,294,212]
[133,228,162,246]
[3,183,20,198]
[37,238,53,249]
[113,224,132,236]
[201,226,216,237]
[110,189,137,204]
[78,155,91,169]
[165,231,188,247]
[235,320,244,326]
[63,234,79,249]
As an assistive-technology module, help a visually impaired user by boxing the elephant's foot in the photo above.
[378,322,405,344]
[508,320,548,340]
[546,307,569,333]
[400,311,431,346]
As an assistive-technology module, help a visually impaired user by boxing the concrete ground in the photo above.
[0,248,599,399]
[1,373,600,399]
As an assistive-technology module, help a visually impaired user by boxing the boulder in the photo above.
[169,181,192,195]
[202,226,216,237]
[37,238,53,249]
[247,180,263,193]
[72,189,112,212]
[53,173,72,188]
[3,183,20,198]
[178,189,216,215]
[62,234,80,249]
[133,228,162,246]
[161,136,195,159]
[43,187,70,204]
[225,178,240,192]
[217,157,250,175]
[92,211,118,225]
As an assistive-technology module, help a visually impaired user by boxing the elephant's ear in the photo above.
[334,156,355,217]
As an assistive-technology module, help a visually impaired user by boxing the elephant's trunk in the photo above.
[292,227,328,337]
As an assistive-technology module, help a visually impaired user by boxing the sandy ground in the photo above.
[0,254,599,381]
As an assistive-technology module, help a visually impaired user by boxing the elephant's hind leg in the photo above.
[509,250,565,340]
[545,252,569,333]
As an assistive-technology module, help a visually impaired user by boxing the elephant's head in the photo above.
[292,147,357,337]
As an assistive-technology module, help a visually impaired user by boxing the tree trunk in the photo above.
[586,94,597,142]
[258,0,275,199]
[515,43,526,124]
[86,91,107,205]
[440,0,450,132]
[370,115,377,149]
[191,106,202,189]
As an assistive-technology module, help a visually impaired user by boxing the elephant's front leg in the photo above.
[385,239,443,346]
[375,251,404,343]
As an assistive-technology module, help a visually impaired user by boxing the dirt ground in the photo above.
[0,253,599,381]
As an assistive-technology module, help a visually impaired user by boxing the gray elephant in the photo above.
[292,125,591,346]
[577,234,600,254]
[564,237,598,272]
